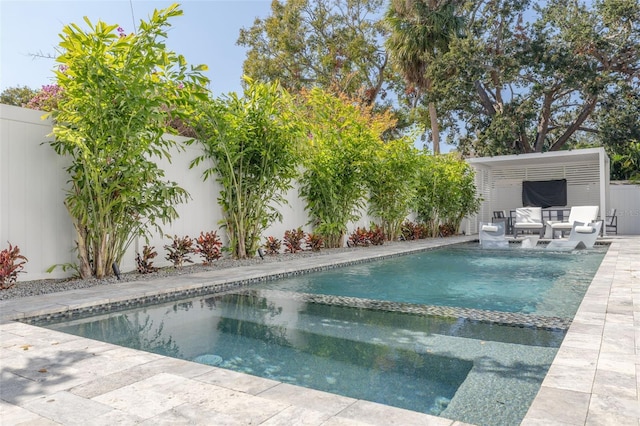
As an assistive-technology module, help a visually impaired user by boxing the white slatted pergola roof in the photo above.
[464,147,610,236]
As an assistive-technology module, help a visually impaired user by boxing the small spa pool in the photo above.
[33,243,607,426]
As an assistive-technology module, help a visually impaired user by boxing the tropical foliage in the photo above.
[298,88,396,247]
[164,234,194,268]
[194,231,223,264]
[365,137,420,241]
[283,227,306,253]
[190,78,303,259]
[48,4,208,278]
[135,245,158,274]
[385,0,465,154]
[414,153,481,236]
[263,236,282,255]
[0,243,28,289]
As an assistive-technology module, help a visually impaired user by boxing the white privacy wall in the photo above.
[609,183,640,235]
[0,105,77,279]
[1,104,375,280]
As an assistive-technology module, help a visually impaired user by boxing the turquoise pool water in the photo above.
[255,244,608,318]
[35,244,606,425]
[40,291,562,425]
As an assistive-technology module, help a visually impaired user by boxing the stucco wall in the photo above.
[1,104,374,280]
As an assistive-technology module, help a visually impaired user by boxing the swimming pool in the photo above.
[254,243,608,318]
[34,243,606,425]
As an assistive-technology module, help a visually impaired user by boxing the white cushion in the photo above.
[568,206,599,224]
[515,207,542,224]
[550,222,572,229]
[514,223,543,229]
[482,225,498,232]
[576,225,594,234]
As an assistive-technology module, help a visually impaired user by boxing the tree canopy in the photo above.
[239,0,638,161]
[0,86,38,107]
[428,0,639,156]
[237,0,390,107]
[385,0,465,154]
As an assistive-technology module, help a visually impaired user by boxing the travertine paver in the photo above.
[0,235,638,425]
[522,236,640,426]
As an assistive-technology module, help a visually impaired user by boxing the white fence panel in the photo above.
[1,105,77,279]
[119,138,225,273]
[609,183,640,235]
[1,105,376,280]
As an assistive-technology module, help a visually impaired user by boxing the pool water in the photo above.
[255,244,607,318]
[36,244,606,425]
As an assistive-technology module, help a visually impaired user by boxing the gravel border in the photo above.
[0,245,369,301]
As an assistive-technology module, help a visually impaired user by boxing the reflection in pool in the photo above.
[40,289,563,425]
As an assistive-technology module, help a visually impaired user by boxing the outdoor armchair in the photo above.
[605,209,617,235]
[513,207,544,238]
[549,206,599,238]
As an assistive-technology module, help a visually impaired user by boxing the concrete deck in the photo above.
[1,235,638,425]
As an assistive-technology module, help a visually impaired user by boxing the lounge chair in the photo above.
[513,207,544,238]
[549,205,599,238]
[547,221,602,251]
[479,221,508,249]
[605,209,617,235]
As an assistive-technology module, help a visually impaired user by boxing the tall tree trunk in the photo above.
[535,92,554,152]
[74,223,93,279]
[474,81,496,116]
[549,96,598,151]
[426,79,440,154]
[428,101,441,154]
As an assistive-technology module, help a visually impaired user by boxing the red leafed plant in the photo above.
[401,220,427,240]
[368,224,385,246]
[263,236,282,255]
[305,233,324,252]
[348,227,371,247]
[0,242,28,289]
[348,225,386,247]
[283,228,305,253]
[164,234,194,268]
[194,231,223,264]
[136,245,158,274]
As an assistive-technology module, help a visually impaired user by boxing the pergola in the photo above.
[464,147,610,236]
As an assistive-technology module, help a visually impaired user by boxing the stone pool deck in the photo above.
[0,235,638,425]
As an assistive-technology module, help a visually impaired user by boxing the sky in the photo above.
[0,0,273,95]
[0,0,453,152]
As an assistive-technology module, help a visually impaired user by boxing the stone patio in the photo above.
[1,235,638,425]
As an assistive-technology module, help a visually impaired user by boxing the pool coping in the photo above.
[1,235,638,425]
